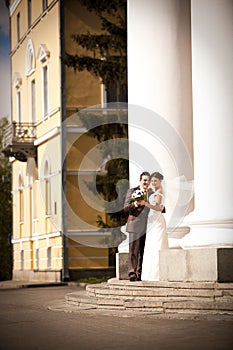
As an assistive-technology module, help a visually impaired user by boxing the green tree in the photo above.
[64,0,128,260]
[64,0,127,97]
[0,117,12,281]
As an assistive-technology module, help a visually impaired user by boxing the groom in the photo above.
[124,171,152,281]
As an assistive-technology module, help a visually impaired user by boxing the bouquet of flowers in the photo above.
[130,189,147,202]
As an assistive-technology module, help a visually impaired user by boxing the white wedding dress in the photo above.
[141,191,168,281]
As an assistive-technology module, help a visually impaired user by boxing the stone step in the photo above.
[66,291,233,315]
[65,278,233,316]
[107,278,233,290]
[86,279,233,299]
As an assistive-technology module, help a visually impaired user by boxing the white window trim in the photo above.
[37,44,50,118]
[43,157,51,216]
[25,39,36,76]
[37,44,50,63]
[13,72,22,89]
[42,65,49,117]
[13,73,22,123]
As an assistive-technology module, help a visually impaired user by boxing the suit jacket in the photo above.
[124,186,153,235]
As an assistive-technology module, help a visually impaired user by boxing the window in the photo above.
[37,44,50,117]
[107,82,128,103]
[18,173,24,222]
[43,66,48,116]
[104,56,127,103]
[35,249,39,269]
[17,12,20,42]
[31,79,36,122]
[47,247,51,269]
[28,0,31,28]
[26,157,38,234]
[44,160,51,215]
[17,91,21,123]
[45,177,50,215]
[19,188,23,221]
[20,251,24,270]
[14,73,22,121]
[43,0,48,11]
[26,39,36,76]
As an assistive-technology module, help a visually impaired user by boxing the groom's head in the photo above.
[139,171,150,190]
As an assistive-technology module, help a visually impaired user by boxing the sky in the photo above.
[0,0,11,120]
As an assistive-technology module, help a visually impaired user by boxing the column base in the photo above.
[160,248,233,282]
[180,226,233,249]
[117,248,233,282]
[116,253,129,280]
[167,225,190,248]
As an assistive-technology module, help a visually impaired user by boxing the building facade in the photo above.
[3,0,120,282]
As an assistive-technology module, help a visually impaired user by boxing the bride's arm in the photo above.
[139,190,164,211]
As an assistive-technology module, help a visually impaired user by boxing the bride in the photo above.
[139,172,168,281]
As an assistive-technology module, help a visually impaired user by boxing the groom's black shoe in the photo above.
[137,275,141,281]
[129,273,137,282]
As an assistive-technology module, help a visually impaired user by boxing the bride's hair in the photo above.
[150,172,164,181]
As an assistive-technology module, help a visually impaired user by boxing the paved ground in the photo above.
[0,284,232,350]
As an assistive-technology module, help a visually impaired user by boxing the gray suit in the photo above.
[124,186,152,279]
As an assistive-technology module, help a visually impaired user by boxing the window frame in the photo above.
[42,0,48,12]
[17,12,20,43]
[42,65,48,117]
[31,79,36,122]
[28,0,32,28]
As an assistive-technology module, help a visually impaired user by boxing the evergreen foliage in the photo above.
[0,118,12,280]
[64,0,127,91]
[64,0,129,252]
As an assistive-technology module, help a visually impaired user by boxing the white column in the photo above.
[128,0,193,237]
[181,0,233,248]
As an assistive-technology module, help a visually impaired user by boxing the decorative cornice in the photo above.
[34,127,60,146]
[13,72,22,88]
[12,231,62,243]
[37,44,50,63]
[67,230,111,236]
[9,0,21,16]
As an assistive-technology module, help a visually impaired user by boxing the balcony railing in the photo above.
[2,122,37,162]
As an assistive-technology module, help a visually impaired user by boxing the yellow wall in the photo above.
[11,1,60,125]
[68,240,108,269]
[10,0,63,275]
[64,1,109,269]
[64,0,101,108]
[10,0,110,276]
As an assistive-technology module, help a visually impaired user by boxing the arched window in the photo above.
[25,39,35,76]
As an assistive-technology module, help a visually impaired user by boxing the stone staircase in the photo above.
[66,278,233,316]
